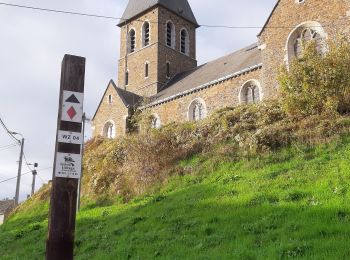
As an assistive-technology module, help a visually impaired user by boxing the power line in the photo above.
[0,2,334,29]
[0,167,52,184]
[37,173,47,184]
[0,143,17,149]
[23,152,34,172]
[0,170,31,184]
[0,2,118,20]
[0,116,20,143]
[0,143,17,151]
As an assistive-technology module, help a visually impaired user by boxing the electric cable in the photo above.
[0,2,335,29]
[23,152,34,172]
[0,116,20,143]
[0,143,17,151]
[0,143,17,149]
[0,170,32,184]
[0,167,52,184]
[36,173,47,184]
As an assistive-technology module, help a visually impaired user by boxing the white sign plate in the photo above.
[61,91,84,123]
[58,130,83,145]
[55,153,82,179]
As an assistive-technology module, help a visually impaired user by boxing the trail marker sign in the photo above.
[58,130,83,145]
[55,153,82,179]
[61,91,83,123]
[46,54,86,260]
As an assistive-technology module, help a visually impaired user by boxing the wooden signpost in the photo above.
[46,55,86,260]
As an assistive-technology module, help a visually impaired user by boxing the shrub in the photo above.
[82,101,350,200]
[279,37,350,116]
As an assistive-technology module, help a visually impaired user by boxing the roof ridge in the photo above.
[201,43,259,66]
[117,0,199,27]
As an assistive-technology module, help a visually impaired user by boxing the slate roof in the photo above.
[0,200,14,214]
[117,0,199,27]
[92,80,142,120]
[112,81,143,107]
[149,43,262,105]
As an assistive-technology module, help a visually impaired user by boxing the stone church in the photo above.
[92,0,350,138]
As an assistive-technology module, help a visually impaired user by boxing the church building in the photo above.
[92,0,350,138]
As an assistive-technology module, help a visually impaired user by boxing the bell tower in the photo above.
[117,0,199,97]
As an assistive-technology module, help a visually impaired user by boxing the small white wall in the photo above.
[0,214,4,225]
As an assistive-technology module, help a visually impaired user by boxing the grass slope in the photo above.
[1,136,350,259]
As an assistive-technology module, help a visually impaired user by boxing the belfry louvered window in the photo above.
[166,21,175,48]
[128,29,136,53]
[143,22,150,47]
[180,29,189,55]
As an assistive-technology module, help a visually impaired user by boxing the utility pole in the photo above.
[46,54,85,260]
[31,163,38,196]
[14,137,24,206]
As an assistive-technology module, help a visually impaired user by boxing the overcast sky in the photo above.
[0,0,276,202]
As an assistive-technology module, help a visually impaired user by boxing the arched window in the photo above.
[103,121,116,139]
[151,114,161,129]
[286,22,325,62]
[188,98,207,121]
[166,21,175,48]
[108,94,112,104]
[293,28,323,58]
[240,81,261,104]
[180,28,189,55]
[142,22,150,47]
[128,29,136,53]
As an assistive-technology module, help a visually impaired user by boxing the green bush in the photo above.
[279,37,350,116]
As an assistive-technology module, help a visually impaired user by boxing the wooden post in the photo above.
[46,55,86,260]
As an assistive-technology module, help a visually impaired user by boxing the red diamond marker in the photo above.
[67,106,77,119]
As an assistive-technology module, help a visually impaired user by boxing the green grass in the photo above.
[1,136,350,259]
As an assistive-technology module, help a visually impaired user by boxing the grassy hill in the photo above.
[1,135,350,259]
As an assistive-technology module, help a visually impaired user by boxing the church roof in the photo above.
[117,0,199,27]
[112,81,143,107]
[147,43,262,106]
[0,200,14,214]
[92,80,142,121]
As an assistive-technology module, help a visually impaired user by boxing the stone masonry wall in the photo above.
[259,0,350,96]
[118,6,197,97]
[92,83,129,138]
[147,68,262,125]
[118,8,159,97]
[157,7,197,85]
[118,44,159,97]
